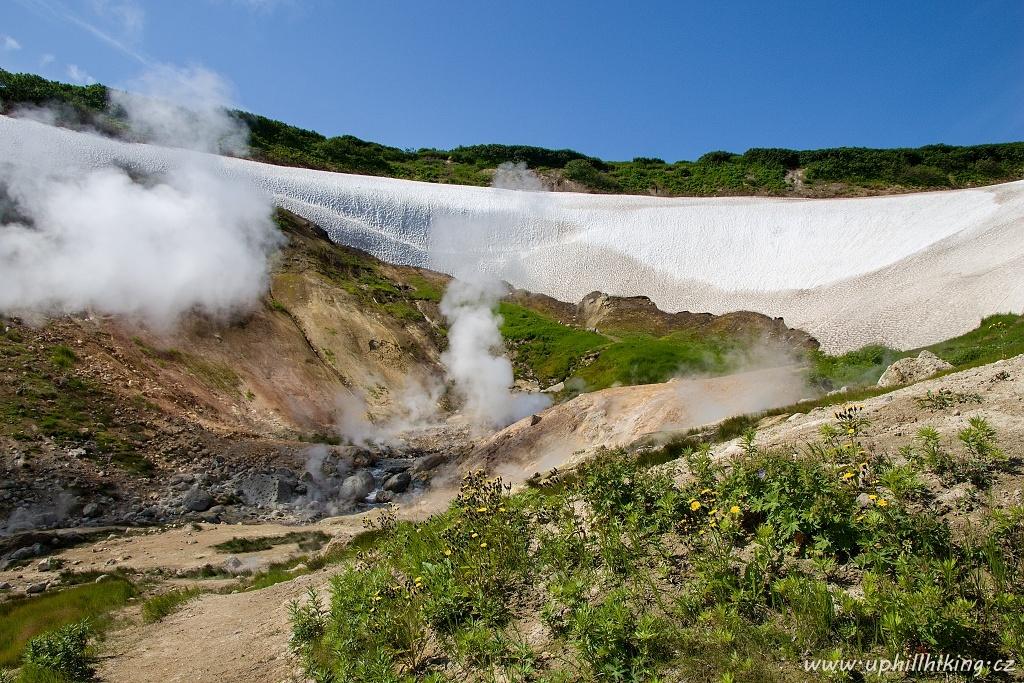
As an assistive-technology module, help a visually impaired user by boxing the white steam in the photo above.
[0,65,280,327]
[439,277,550,429]
[491,161,544,191]
[111,65,248,155]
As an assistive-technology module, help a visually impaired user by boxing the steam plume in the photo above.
[0,65,280,326]
[439,277,550,429]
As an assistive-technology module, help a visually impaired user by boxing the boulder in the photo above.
[877,351,953,388]
[339,470,375,502]
[37,558,59,572]
[0,581,12,590]
[383,472,411,494]
[182,487,215,513]
[82,502,100,518]
[25,581,48,595]
[410,454,445,474]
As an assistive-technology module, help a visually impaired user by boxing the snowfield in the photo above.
[3,115,1023,352]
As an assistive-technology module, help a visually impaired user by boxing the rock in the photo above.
[82,502,100,518]
[94,574,112,583]
[67,447,87,458]
[827,385,849,396]
[9,543,44,561]
[542,381,565,394]
[182,487,215,513]
[37,558,58,572]
[530,414,542,426]
[383,472,411,494]
[410,454,445,474]
[877,351,953,388]
[0,581,12,590]
[339,470,375,502]
[855,493,874,509]
[25,581,48,594]
[223,556,244,573]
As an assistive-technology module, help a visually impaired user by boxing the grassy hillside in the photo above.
[812,313,1024,389]
[498,302,784,393]
[288,407,1023,682]
[3,69,1023,197]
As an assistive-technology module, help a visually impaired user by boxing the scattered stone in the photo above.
[411,454,445,474]
[182,487,215,513]
[383,471,411,493]
[9,544,41,561]
[530,414,542,426]
[878,351,953,388]
[25,581,48,594]
[0,581,12,590]
[339,470,375,502]
[37,557,59,572]
[542,381,564,394]
[82,502,101,518]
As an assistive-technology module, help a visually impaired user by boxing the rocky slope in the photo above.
[1,210,815,540]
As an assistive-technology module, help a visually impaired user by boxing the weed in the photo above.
[48,346,76,369]
[213,531,329,554]
[141,587,200,623]
[914,388,982,410]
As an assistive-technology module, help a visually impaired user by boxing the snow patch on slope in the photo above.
[2,115,1022,351]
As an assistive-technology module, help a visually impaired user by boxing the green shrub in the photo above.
[22,620,91,682]
[0,579,134,668]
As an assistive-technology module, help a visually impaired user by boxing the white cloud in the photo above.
[2,35,21,51]
[90,0,144,41]
[40,53,55,66]
[66,64,96,84]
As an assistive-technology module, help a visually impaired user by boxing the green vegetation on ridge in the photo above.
[3,68,1023,196]
[812,313,1024,388]
[289,409,1022,682]
[498,302,747,392]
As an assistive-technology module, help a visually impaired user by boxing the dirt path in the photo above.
[96,568,327,683]
[81,516,366,683]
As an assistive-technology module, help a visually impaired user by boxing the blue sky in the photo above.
[2,1,1022,161]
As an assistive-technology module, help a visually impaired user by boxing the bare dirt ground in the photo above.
[89,514,369,683]
[467,365,809,482]
[0,519,345,591]
[96,568,326,683]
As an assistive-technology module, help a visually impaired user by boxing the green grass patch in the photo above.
[141,588,201,623]
[575,332,733,389]
[47,346,76,369]
[0,579,134,668]
[213,531,329,554]
[498,302,607,383]
[812,313,1024,390]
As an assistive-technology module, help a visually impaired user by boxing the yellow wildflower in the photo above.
[868,494,877,500]
[730,505,741,515]
[471,532,479,538]
[443,548,452,557]
[480,542,488,548]
[476,507,488,513]
[877,498,888,507]
[690,500,701,511]
[841,471,854,480]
